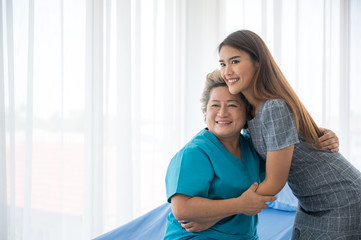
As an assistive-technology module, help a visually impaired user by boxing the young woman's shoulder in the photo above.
[264,99,288,108]
[259,99,294,125]
[262,99,291,114]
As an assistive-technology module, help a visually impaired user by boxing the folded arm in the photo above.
[171,183,276,232]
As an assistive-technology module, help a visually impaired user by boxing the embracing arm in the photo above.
[256,145,294,196]
[256,127,339,197]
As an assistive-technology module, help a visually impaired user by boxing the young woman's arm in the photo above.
[256,128,338,197]
[171,182,276,223]
[255,145,294,196]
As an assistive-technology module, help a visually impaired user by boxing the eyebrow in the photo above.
[210,99,240,103]
[219,56,240,62]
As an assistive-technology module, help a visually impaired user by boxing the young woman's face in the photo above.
[219,45,258,96]
[206,86,246,141]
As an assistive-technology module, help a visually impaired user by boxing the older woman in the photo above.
[164,70,275,240]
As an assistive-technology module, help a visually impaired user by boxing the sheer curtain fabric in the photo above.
[1,0,360,239]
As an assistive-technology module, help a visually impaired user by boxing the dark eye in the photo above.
[220,63,225,67]
[231,60,239,64]
[228,104,237,107]
[211,104,219,107]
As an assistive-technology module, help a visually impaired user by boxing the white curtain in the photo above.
[1,0,360,239]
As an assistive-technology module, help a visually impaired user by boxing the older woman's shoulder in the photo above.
[240,132,255,147]
[176,129,217,155]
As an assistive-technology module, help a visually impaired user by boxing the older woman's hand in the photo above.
[179,219,218,233]
[319,128,339,152]
[237,182,277,215]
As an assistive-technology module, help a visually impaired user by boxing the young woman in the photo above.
[218,29,361,239]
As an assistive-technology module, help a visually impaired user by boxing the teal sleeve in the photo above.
[165,146,214,202]
[242,132,265,182]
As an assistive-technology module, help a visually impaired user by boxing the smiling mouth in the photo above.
[227,78,239,84]
[216,121,232,124]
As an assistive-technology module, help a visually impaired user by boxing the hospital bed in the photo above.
[94,184,297,240]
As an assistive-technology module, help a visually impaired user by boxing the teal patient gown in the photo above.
[165,128,263,240]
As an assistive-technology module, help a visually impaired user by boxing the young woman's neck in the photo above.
[242,91,264,118]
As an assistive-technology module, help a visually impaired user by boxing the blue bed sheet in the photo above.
[93,203,296,240]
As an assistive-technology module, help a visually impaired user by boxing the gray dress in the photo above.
[247,99,361,240]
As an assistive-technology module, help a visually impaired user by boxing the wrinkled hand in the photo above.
[319,128,339,152]
[236,183,277,216]
[179,219,218,233]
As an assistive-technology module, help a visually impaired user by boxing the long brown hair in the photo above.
[218,30,322,147]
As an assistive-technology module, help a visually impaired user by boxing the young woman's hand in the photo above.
[319,128,339,152]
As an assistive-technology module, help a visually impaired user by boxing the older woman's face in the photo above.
[206,86,246,141]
